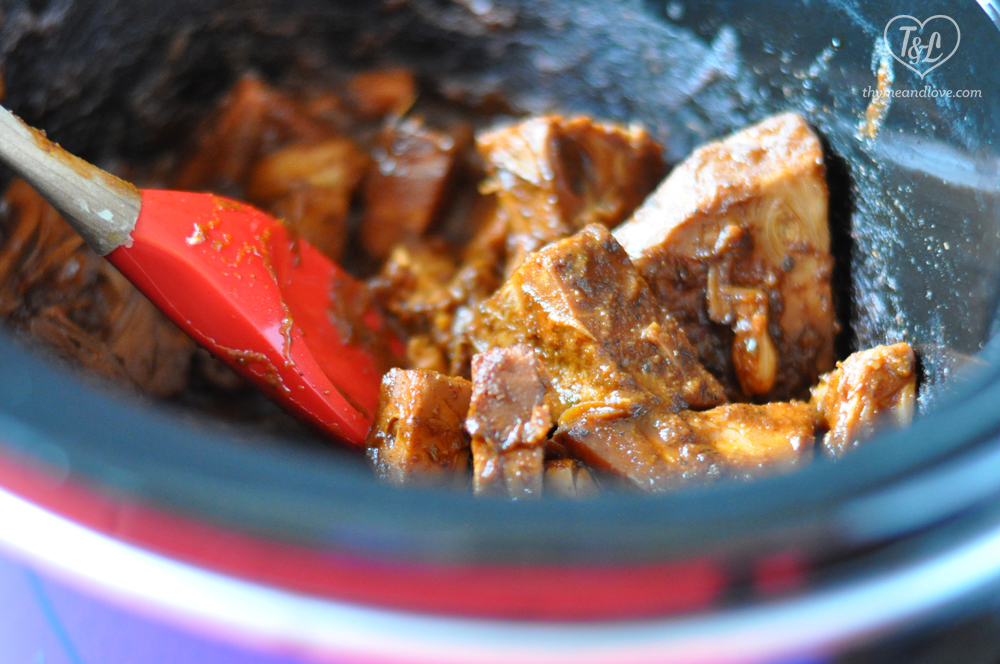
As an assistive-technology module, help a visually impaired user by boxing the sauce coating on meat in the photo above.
[466,345,553,499]
[613,113,835,402]
[369,234,501,376]
[174,74,334,196]
[470,224,726,420]
[360,119,466,259]
[555,401,815,491]
[478,115,665,275]
[342,69,417,120]
[365,368,472,487]
[369,115,668,381]
[811,343,916,457]
[247,138,369,261]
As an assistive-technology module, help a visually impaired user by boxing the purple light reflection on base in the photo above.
[0,550,313,664]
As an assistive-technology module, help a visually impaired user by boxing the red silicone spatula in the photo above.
[0,105,398,447]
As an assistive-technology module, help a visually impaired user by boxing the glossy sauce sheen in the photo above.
[466,345,553,499]
[614,113,835,402]
[478,115,665,276]
[811,342,916,457]
[365,111,917,495]
[470,224,726,419]
[365,368,472,487]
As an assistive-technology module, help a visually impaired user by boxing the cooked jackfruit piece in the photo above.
[810,342,917,457]
[613,113,835,401]
[554,401,815,492]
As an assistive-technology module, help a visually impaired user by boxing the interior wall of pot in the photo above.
[1,0,999,407]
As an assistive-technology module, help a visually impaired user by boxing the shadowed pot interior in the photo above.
[0,0,1000,623]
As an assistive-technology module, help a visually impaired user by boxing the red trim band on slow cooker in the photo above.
[0,452,726,620]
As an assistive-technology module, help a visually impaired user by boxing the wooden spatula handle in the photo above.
[0,105,142,255]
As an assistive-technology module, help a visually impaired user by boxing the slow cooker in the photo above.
[1,0,1000,662]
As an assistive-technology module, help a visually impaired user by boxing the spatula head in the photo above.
[107,190,398,446]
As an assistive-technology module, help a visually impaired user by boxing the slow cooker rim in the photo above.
[3,460,1000,662]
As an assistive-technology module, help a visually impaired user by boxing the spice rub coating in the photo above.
[478,115,665,275]
[555,401,815,491]
[811,342,916,457]
[365,368,472,487]
[469,224,726,421]
[466,345,553,499]
[613,113,835,401]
